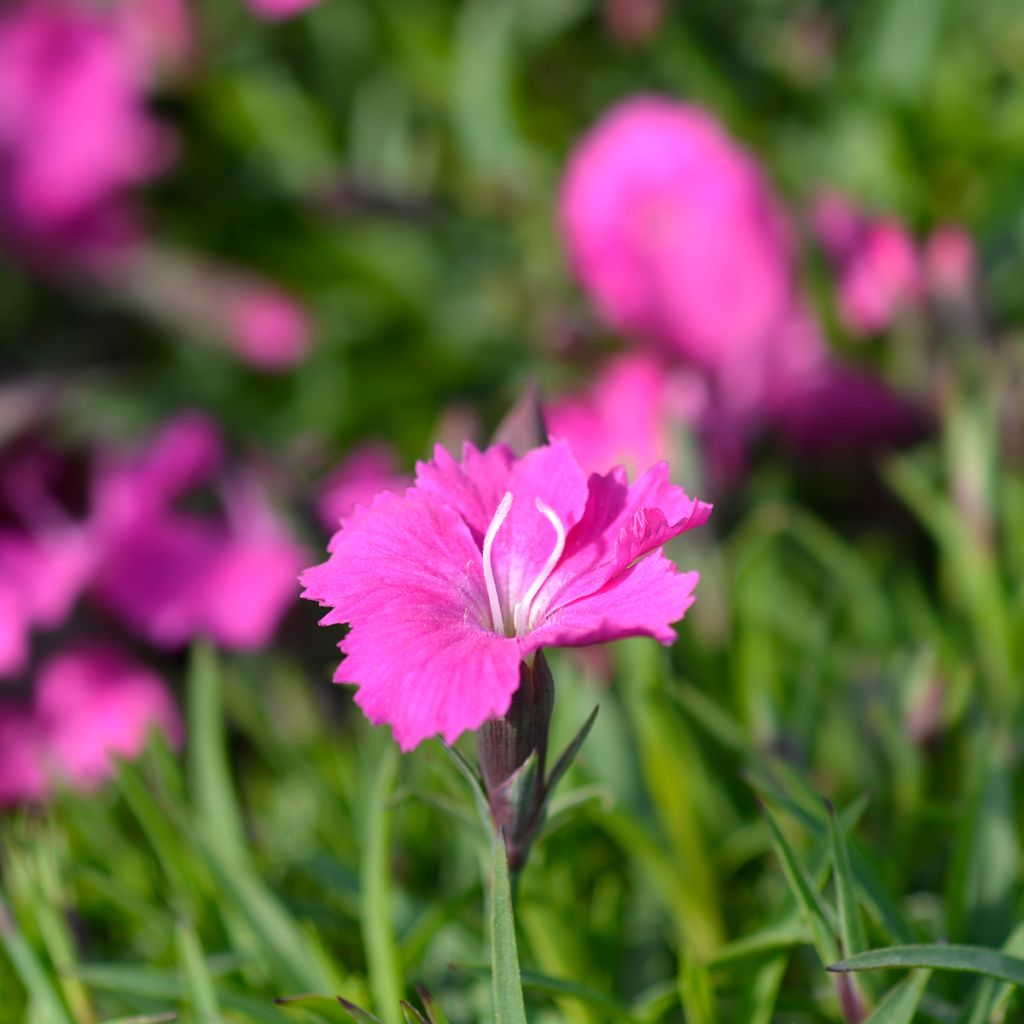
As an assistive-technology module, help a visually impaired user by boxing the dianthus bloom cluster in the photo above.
[0,412,304,805]
[302,440,710,750]
[554,96,939,471]
[0,0,314,372]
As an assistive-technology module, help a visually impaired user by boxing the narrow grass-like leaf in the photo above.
[457,963,636,1019]
[679,949,716,1024]
[0,893,73,1024]
[187,644,246,867]
[439,742,494,839]
[98,1015,179,1024]
[862,971,930,1024]
[415,986,450,1024]
[708,922,809,967]
[827,800,867,959]
[72,964,284,1023]
[962,922,1024,1024]
[543,705,599,799]
[490,833,527,1024]
[175,920,221,1023]
[762,804,838,965]
[829,945,1024,986]
[399,1002,428,1024]
[361,743,403,1024]
[339,997,387,1023]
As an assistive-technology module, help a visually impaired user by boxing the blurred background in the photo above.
[3,0,1024,1022]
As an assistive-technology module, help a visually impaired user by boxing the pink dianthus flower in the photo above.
[317,443,409,532]
[35,645,182,791]
[559,96,796,370]
[0,0,173,266]
[301,441,710,750]
[92,414,305,651]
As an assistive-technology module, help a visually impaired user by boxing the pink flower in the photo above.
[226,284,312,371]
[811,193,921,335]
[34,645,181,792]
[92,414,305,651]
[545,354,678,477]
[924,225,975,300]
[317,443,409,532]
[301,441,710,750]
[0,0,173,265]
[0,443,96,679]
[245,0,320,21]
[0,706,47,805]
[559,96,796,370]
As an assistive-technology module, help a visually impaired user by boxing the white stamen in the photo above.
[482,491,513,634]
[513,498,567,635]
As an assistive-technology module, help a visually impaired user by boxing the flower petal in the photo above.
[301,490,521,750]
[414,442,514,545]
[525,554,699,650]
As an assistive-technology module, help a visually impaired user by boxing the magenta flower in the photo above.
[225,283,312,371]
[316,442,409,532]
[0,0,173,265]
[92,414,305,651]
[301,441,710,750]
[559,96,795,370]
[0,706,47,805]
[35,645,181,792]
[811,192,921,335]
[924,225,975,301]
[0,443,96,680]
[546,354,680,477]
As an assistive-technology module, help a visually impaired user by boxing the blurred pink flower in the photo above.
[560,96,796,371]
[113,0,192,74]
[92,414,305,651]
[812,193,921,335]
[226,284,313,371]
[924,225,975,300]
[317,443,409,532]
[0,444,96,679]
[546,354,678,477]
[35,645,181,791]
[0,0,173,265]
[0,706,47,805]
[301,441,710,750]
[245,0,320,21]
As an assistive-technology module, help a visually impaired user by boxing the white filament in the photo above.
[482,491,513,634]
[512,498,566,635]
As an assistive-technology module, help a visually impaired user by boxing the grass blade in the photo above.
[862,971,930,1023]
[761,804,838,966]
[0,893,73,1024]
[361,743,403,1024]
[175,920,221,1023]
[829,945,1024,986]
[490,833,527,1024]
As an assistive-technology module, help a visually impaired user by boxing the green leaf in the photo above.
[962,922,1024,1024]
[0,893,73,1024]
[862,971,931,1024]
[827,801,867,960]
[829,945,1024,987]
[187,644,246,868]
[439,741,494,840]
[339,997,387,1023]
[175,920,221,1023]
[679,949,716,1024]
[399,1002,428,1024]
[360,744,403,1024]
[490,833,527,1024]
[762,804,839,966]
[415,986,450,1024]
[543,706,599,801]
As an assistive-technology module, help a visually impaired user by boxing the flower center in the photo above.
[481,492,567,637]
